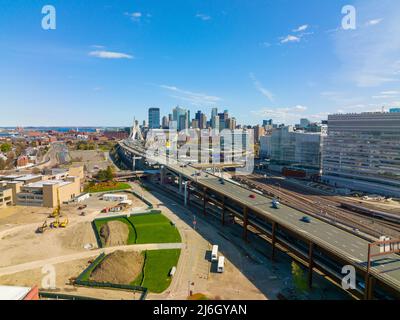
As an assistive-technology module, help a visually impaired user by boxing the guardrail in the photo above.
[39,292,100,300]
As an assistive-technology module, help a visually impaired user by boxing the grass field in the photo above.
[94,213,181,246]
[141,249,181,293]
[127,214,181,244]
[85,182,131,193]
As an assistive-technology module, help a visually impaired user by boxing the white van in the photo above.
[211,245,219,262]
[217,256,225,273]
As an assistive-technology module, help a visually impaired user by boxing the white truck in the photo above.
[211,245,219,262]
[217,256,225,273]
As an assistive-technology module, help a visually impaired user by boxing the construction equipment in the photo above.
[48,189,62,218]
[59,218,69,228]
[36,220,48,234]
[50,218,60,229]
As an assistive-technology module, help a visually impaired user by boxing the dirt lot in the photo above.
[90,251,144,284]
[68,150,113,173]
[0,258,138,300]
[100,221,129,247]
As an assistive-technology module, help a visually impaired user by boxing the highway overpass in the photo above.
[116,139,400,300]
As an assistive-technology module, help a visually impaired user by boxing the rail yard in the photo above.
[232,173,400,240]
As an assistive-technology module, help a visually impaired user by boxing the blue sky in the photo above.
[0,0,399,126]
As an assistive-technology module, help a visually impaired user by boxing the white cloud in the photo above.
[196,14,211,21]
[88,50,134,59]
[293,24,308,32]
[294,105,308,111]
[249,73,274,102]
[125,11,149,22]
[260,42,272,48]
[160,85,221,105]
[280,35,301,44]
[380,90,400,95]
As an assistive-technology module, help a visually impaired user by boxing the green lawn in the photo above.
[85,182,131,193]
[93,213,181,247]
[141,249,181,293]
[127,214,181,244]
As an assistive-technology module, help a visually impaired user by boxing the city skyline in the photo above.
[1,0,400,127]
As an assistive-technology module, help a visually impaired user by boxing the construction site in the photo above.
[0,187,154,299]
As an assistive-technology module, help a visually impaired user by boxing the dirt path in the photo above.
[0,243,183,277]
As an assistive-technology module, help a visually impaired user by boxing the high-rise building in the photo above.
[226,117,236,130]
[211,107,218,119]
[253,125,265,143]
[195,111,201,128]
[211,115,219,130]
[322,112,400,196]
[173,106,189,131]
[218,112,227,130]
[200,113,207,129]
[263,119,273,127]
[299,118,310,129]
[162,116,169,129]
[148,108,160,129]
[269,126,323,170]
[191,119,199,129]
[178,114,188,131]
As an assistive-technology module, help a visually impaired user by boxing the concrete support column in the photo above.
[203,187,207,216]
[364,275,375,300]
[178,174,182,193]
[160,167,165,185]
[187,183,190,205]
[271,222,277,260]
[243,206,248,241]
[221,196,226,226]
[184,182,188,206]
[308,242,314,289]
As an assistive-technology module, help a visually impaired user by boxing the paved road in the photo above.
[0,243,183,277]
[121,140,400,292]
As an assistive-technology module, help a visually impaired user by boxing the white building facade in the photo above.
[322,112,400,197]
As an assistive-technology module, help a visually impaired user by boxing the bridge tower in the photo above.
[129,118,144,141]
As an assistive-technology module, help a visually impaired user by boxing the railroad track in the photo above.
[234,174,400,239]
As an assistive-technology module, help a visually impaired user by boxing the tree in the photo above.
[291,261,308,293]
[0,143,11,153]
[95,166,114,182]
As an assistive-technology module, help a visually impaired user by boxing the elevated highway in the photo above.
[117,139,400,299]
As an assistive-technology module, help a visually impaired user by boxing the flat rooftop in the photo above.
[0,286,31,300]
[24,180,71,188]
[14,174,42,182]
[0,174,24,180]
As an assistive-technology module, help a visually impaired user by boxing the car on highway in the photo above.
[300,216,311,223]
[249,194,256,199]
